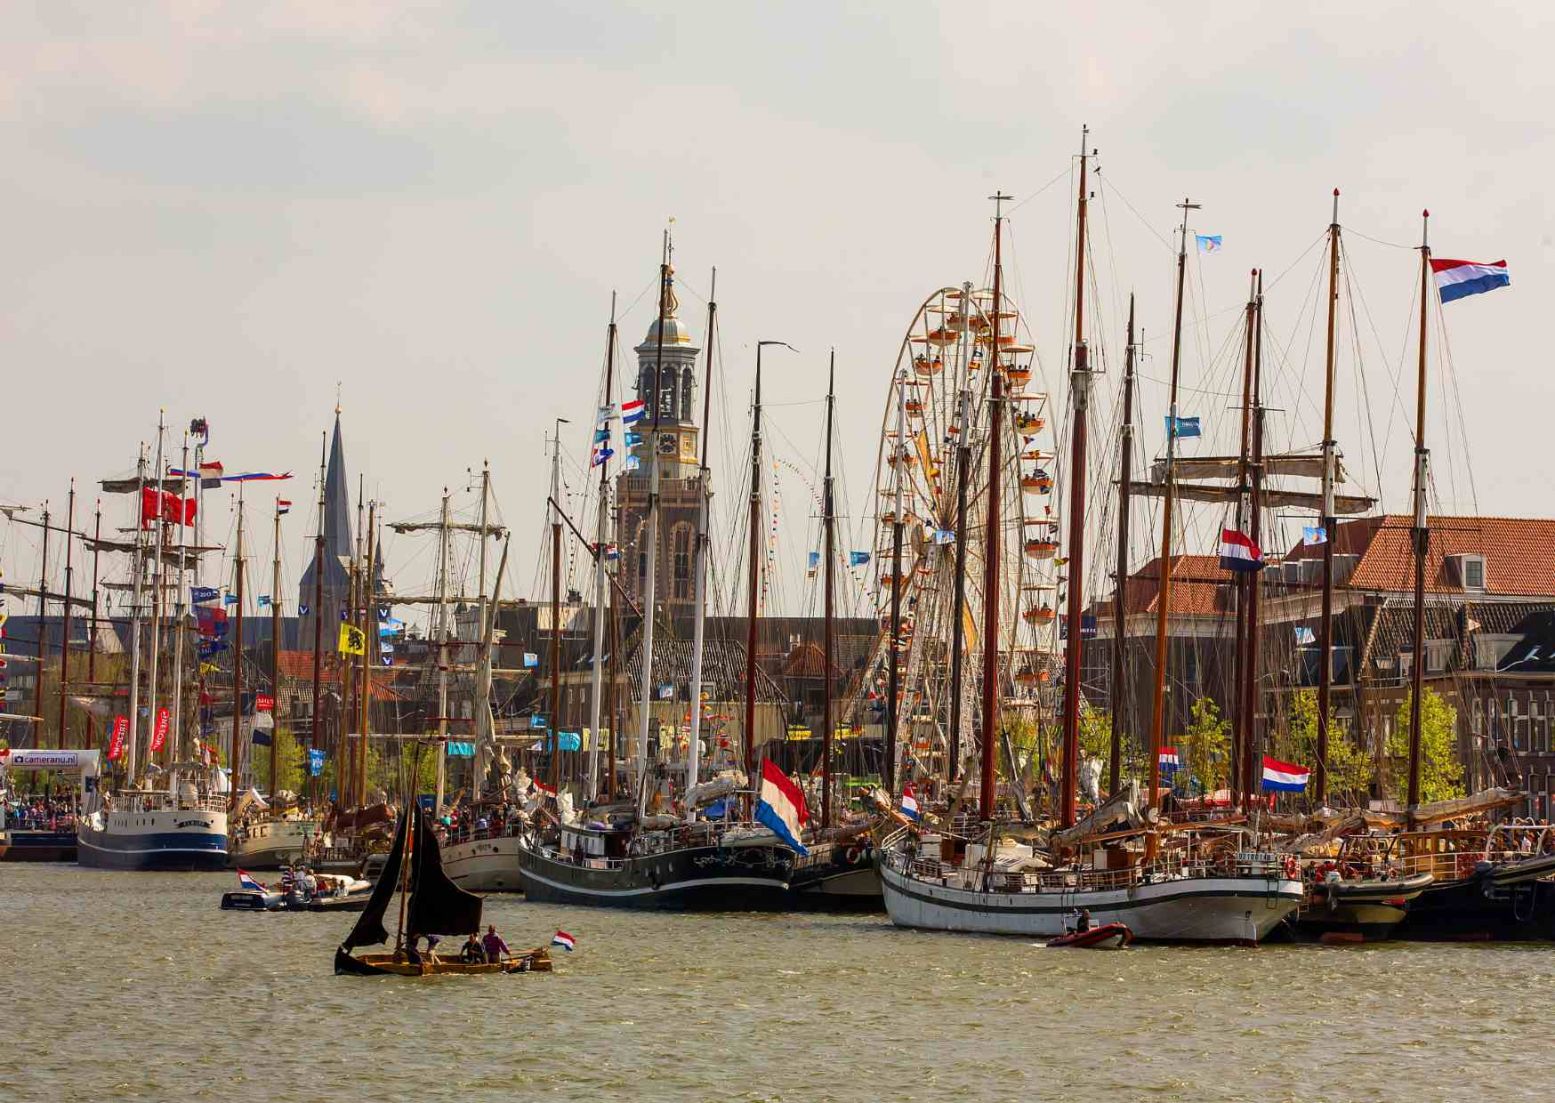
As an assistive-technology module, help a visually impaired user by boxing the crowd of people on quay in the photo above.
[1,794,76,831]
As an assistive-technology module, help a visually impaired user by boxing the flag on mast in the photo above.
[1431,258,1509,303]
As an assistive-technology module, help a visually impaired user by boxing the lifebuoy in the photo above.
[844,846,863,865]
[1283,855,1300,881]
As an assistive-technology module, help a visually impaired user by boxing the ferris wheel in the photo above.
[863,283,1061,778]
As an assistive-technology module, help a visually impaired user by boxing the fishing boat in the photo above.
[336,803,550,976]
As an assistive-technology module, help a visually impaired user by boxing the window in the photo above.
[1447,553,1486,591]
[1426,640,1451,674]
[670,523,694,602]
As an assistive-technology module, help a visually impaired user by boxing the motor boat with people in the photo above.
[221,866,374,912]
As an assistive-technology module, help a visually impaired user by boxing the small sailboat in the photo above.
[335,804,551,976]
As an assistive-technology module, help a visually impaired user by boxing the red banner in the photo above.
[140,487,197,529]
[107,715,128,761]
[150,707,170,753]
[254,693,274,713]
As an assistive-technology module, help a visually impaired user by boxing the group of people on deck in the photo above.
[411,925,511,965]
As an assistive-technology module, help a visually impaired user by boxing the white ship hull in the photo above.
[880,857,1302,944]
[77,807,228,872]
[442,832,526,893]
[229,818,322,870]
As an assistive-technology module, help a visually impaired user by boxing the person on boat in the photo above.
[482,924,510,963]
[460,932,485,964]
[1075,908,1093,933]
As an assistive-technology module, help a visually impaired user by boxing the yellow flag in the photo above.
[338,622,366,656]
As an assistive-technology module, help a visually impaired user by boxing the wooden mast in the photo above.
[744,345,767,803]
[355,500,375,807]
[1407,210,1432,809]
[685,272,717,813]
[588,296,619,801]
[634,234,671,818]
[1146,198,1199,814]
[1316,188,1342,808]
[1240,271,1267,803]
[1059,128,1092,829]
[821,351,837,828]
[270,497,282,796]
[549,426,564,796]
[86,500,101,751]
[886,365,906,798]
[1232,269,1258,808]
[230,486,246,805]
[979,192,1011,820]
[309,431,326,808]
[433,489,451,811]
[947,283,974,784]
[33,501,49,744]
[57,481,76,748]
[1108,298,1137,795]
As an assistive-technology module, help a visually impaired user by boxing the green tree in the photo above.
[1283,688,1372,805]
[1079,704,1113,762]
[1386,688,1465,804]
[1182,696,1231,792]
[254,726,305,796]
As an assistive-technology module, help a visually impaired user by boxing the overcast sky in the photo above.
[0,1,1546,621]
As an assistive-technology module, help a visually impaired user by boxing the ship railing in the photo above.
[894,850,1285,894]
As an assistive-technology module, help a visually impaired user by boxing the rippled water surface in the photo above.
[3,863,1553,1102]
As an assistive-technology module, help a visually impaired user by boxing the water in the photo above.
[2,864,1551,1102]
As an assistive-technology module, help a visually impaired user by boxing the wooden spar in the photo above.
[821,350,837,828]
[1242,271,1266,803]
[230,487,246,805]
[86,501,102,749]
[33,502,49,746]
[434,489,452,811]
[1317,188,1342,808]
[58,482,76,747]
[270,498,282,796]
[1147,198,1199,814]
[607,494,621,801]
[885,365,906,796]
[634,237,671,819]
[1232,270,1257,808]
[744,347,765,803]
[310,431,326,808]
[1060,128,1091,830]
[588,296,619,801]
[1407,211,1432,809]
[474,463,492,791]
[356,500,375,807]
[979,192,1012,820]
[146,416,165,768]
[685,272,717,814]
[168,437,190,760]
[947,283,974,783]
[345,474,364,803]
[1108,298,1137,795]
[125,446,147,780]
[549,427,564,795]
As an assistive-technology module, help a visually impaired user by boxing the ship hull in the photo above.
[516,835,794,911]
[77,809,228,872]
[0,829,78,862]
[1396,871,1555,942]
[228,819,321,870]
[1290,872,1434,943]
[879,859,1302,944]
[442,832,526,893]
[788,840,884,911]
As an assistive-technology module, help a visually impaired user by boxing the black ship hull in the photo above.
[787,839,883,912]
[516,836,796,911]
[1396,871,1555,942]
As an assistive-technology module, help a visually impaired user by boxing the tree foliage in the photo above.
[1386,687,1465,804]
[1282,689,1372,806]
[1182,696,1231,792]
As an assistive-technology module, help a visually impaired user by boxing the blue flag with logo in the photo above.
[1165,415,1202,439]
[307,748,326,777]
[192,586,220,604]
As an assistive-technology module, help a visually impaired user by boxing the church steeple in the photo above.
[298,408,354,625]
[629,266,701,481]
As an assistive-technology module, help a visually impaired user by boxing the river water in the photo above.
[2,863,1551,1102]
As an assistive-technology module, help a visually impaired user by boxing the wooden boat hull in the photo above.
[334,946,552,976]
[228,818,322,870]
[516,834,795,911]
[1291,871,1434,942]
[880,857,1302,944]
[1047,923,1133,949]
[787,840,884,912]
[442,831,526,893]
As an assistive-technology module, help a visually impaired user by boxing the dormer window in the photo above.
[1446,553,1486,592]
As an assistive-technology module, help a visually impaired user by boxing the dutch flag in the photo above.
[754,759,811,856]
[1218,527,1264,574]
[1159,747,1181,773]
[551,930,576,952]
[622,398,646,424]
[1431,258,1510,304]
[1261,756,1311,793]
[900,784,922,821]
[237,869,265,892]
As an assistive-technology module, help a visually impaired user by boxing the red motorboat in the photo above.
[1047,922,1133,949]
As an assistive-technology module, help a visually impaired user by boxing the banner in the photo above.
[338,622,366,656]
[191,586,220,604]
[254,693,274,713]
[107,716,128,762]
[307,748,326,777]
[149,707,170,753]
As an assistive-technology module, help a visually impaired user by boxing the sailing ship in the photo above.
[78,423,230,871]
[877,139,1303,942]
[336,800,550,975]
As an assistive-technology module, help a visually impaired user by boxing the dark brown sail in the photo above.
[407,809,483,938]
[340,808,409,953]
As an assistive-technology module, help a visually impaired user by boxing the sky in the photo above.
[0,1,1547,622]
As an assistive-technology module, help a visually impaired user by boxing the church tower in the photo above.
[298,409,354,639]
[616,268,703,614]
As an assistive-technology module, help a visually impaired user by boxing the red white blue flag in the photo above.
[755,759,810,856]
[1218,527,1263,573]
[1431,258,1509,304]
[1159,746,1180,773]
[237,869,265,891]
[899,783,921,821]
[621,399,646,424]
[551,930,576,951]
[1261,756,1310,792]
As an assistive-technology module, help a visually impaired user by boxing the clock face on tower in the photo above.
[656,432,679,456]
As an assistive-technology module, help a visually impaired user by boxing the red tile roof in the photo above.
[1096,555,1237,618]
[1283,515,1555,597]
